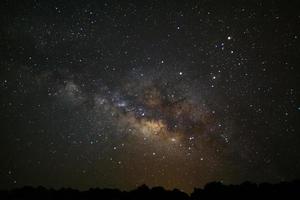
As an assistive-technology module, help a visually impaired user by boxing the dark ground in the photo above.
[1,180,300,199]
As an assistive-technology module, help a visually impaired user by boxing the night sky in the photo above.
[0,0,300,192]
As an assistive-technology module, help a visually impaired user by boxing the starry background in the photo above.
[0,0,300,192]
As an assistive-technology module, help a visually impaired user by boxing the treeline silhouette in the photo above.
[1,180,299,199]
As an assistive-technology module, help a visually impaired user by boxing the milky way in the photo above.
[0,0,299,192]
[58,68,233,190]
